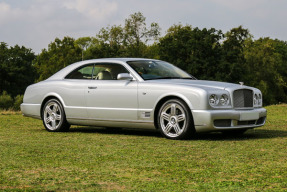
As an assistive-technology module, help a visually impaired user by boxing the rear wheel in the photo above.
[42,99,70,132]
[157,99,195,140]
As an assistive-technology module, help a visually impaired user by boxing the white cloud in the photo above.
[1,0,287,53]
[62,0,118,21]
[0,0,119,53]
[0,2,24,25]
[0,2,10,24]
[210,0,264,11]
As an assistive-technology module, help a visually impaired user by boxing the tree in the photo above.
[0,42,9,93]
[221,26,252,82]
[34,37,81,81]
[98,25,124,46]
[243,38,287,104]
[123,12,160,57]
[91,25,126,57]
[143,43,160,59]
[0,42,36,96]
[0,91,13,109]
[75,37,93,60]
[158,24,223,80]
[86,12,161,58]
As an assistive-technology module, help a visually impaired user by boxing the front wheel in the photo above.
[157,99,195,140]
[42,99,70,132]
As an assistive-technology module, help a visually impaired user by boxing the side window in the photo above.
[94,64,129,80]
[65,64,94,79]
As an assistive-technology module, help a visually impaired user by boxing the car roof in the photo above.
[46,58,158,80]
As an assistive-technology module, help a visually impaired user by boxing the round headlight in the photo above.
[220,94,229,106]
[209,94,219,106]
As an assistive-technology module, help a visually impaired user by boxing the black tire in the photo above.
[42,99,70,132]
[221,129,248,136]
[157,99,195,140]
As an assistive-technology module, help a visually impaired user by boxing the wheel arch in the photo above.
[40,93,66,119]
[153,94,194,130]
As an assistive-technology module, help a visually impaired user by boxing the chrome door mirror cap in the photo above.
[117,73,133,80]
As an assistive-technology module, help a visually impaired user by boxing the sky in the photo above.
[1,0,287,54]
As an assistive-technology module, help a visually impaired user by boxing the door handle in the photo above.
[88,86,97,89]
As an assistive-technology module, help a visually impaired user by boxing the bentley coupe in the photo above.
[21,58,267,139]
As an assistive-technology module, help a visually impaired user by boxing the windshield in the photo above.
[127,60,195,80]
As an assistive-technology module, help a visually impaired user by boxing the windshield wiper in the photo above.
[180,77,196,80]
[146,77,181,80]
[146,77,195,80]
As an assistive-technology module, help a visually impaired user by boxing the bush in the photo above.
[0,91,14,110]
[13,95,23,111]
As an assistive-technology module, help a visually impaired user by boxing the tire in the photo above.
[221,129,248,136]
[157,99,195,140]
[42,99,70,132]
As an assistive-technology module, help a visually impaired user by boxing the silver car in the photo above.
[21,58,267,139]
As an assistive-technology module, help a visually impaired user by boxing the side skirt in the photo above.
[67,118,155,129]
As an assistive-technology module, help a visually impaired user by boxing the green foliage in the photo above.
[159,24,224,80]
[221,26,252,82]
[85,12,161,59]
[74,37,93,61]
[1,12,287,105]
[13,94,23,110]
[0,105,286,191]
[124,12,160,57]
[0,91,13,109]
[243,38,287,104]
[86,25,126,58]
[142,43,160,59]
[34,37,82,81]
[0,92,23,111]
[158,24,287,105]
[0,42,36,97]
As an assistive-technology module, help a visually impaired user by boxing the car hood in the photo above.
[146,79,249,90]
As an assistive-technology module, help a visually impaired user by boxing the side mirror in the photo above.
[117,73,133,80]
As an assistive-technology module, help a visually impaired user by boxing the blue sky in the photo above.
[1,0,286,53]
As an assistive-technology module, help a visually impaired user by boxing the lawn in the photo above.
[0,105,286,191]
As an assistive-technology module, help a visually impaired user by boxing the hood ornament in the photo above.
[239,82,244,86]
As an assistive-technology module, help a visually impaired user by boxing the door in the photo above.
[85,63,138,121]
[63,64,94,119]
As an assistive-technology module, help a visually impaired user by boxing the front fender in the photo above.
[153,92,194,111]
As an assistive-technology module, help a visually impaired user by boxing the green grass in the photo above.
[0,105,286,191]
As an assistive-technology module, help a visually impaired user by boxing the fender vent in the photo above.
[145,112,151,117]
[141,112,151,118]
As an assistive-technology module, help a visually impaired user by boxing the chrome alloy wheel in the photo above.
[159,102,187,138]
[43,101,62,131]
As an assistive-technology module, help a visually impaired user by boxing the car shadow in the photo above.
[193,129,287,141]
[69,126,163,138]
[68,126,287,141]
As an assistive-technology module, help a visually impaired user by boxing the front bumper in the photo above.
[192,108,267,132]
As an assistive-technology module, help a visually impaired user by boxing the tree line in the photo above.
[0,12,287,109]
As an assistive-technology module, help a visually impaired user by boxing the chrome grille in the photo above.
[233,89,253,108]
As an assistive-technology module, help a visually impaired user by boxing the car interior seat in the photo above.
[96,71,112,80]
